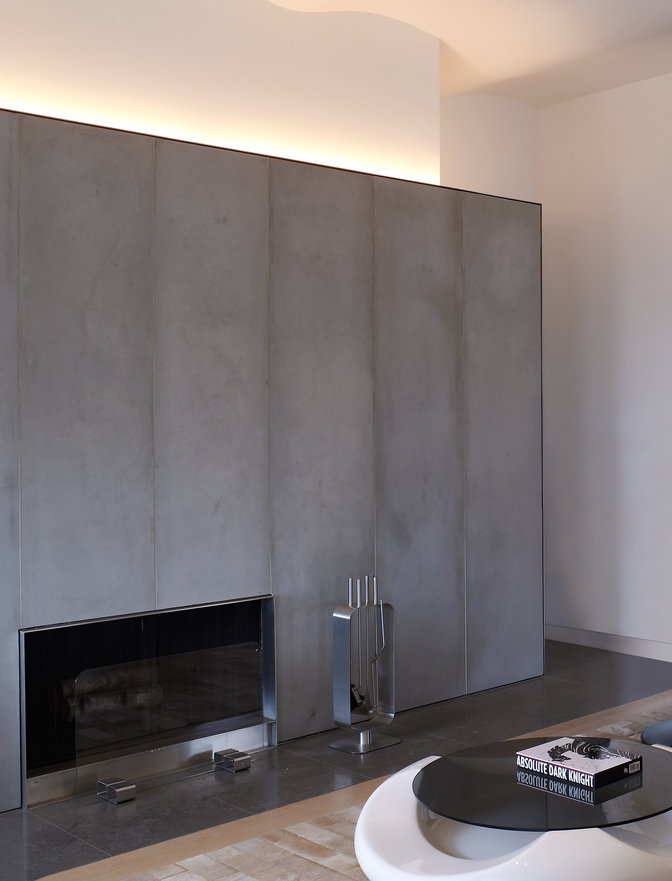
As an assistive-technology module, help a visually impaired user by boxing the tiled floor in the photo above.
[4,640,672,881]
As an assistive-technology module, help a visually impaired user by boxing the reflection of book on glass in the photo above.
[516,768,643,804]
[516,738,642,788]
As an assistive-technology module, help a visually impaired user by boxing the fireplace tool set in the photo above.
[330,575,399,754]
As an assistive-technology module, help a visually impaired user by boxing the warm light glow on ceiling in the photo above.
[0,93,438,185]
[0,0,440,185]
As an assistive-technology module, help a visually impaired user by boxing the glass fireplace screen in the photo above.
[22,598,274,782]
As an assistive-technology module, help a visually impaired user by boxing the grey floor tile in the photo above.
[545,640,672,697]
[31,777,250,856]
[189,746,369,815]
[278,728,465,780]
[0,810,107,881]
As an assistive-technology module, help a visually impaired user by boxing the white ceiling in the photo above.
[270,0,672,106]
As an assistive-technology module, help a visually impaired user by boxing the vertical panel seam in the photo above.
[539,204,546,670]
[372,176,377,580]
[16,113,25,809]
[16,114,23,628]
[461,193,468,694]
[152,138,158,611]
[265,160,276,720]
[267,160,274,599]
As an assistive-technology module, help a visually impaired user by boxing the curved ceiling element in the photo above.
[268,0,672,106]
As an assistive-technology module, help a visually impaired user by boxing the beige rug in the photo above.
[40,687,672,881]
[109,804,369,881]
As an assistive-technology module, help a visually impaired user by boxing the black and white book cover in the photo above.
[516,737,642,788]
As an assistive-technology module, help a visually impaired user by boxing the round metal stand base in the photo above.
[329,730,401,754]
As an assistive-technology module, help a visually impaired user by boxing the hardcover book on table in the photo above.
[515,737,642,788]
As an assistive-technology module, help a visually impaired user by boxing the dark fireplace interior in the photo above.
[22,598,273,778]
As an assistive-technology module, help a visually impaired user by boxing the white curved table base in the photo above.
[354,756,672,880]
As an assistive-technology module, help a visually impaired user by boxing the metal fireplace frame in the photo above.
[19,596,276,807]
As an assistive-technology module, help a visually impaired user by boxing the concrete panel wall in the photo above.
[154,143,271,608]
[0,112,21,812]
[0,107,542,811]
[270,160,375,739]
[374,178,466,710]
[18,118,156,626]
[463,193,543,691]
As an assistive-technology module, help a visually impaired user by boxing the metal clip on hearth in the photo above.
[330,576,400,754]
[214,748,251,772]
[96,777,136,803]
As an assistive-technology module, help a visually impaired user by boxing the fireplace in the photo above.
[20,597,276,806]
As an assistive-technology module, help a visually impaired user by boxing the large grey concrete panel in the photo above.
[270,159,375,740]
[463,193,543,691]
[19,117,155,626]
[0,111,21,811]
[374,178,466,711]
[155,142,271,608]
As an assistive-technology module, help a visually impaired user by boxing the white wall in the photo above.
[440,78,672,662]
[540,73,672,659]
[440,95,538,202]
[0,0,439,183]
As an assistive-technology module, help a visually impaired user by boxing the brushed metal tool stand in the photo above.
[330,576,400,755]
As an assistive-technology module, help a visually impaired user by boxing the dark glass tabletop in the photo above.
[412,737,672,832]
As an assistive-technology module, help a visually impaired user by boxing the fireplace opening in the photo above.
[21,597,275,804]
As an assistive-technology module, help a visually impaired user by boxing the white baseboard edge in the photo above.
[545,624,672,664]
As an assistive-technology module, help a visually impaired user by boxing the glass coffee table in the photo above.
[355,737,672,880]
